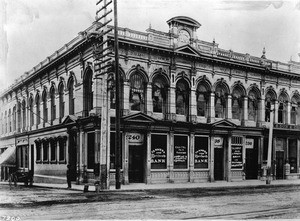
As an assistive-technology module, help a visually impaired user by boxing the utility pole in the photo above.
[266,104,274,184]
[113,0,121,190]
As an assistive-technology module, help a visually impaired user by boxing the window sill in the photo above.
[50,160,57,164]
[42,160,49,164]
[36,160,42,164]
[58,160,66,164]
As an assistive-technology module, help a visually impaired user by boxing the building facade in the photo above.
[1,16,300,188]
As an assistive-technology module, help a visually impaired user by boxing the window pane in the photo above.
[174,135,188,169]
[151,134,167,169]
[110,132,122,169]
[194,136,208,169]
[289,139,297,173]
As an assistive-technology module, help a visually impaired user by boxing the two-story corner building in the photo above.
[1,16,300,188]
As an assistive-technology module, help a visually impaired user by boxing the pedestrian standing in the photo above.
[67,164,71,189]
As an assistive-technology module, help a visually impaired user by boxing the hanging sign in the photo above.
[126,133,144,145]
[245,138,254,149]
[214,137,223,148]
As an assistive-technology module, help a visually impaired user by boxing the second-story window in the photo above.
[83,69,93,117]
[58,83,65,120]
[248,89,259,122]
[265,91,275,122]
[176,79,189,115]
[42,90,48,125]
[215,85,227,119]
[130,72,146,112]
[278,93,288,124]
[232,86,244,121]
[196,82,209,117]
[50,86,56,123]
[152,75,168,114]
[22,100,26,130]
[13,106,16,132]
[36,94,40,126]
[68,78,74,115]
[29,97,34,127]
[291,95,300,125]
[17,102,21,132]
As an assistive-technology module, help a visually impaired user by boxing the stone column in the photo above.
[259,98,265,124]
[190,89,197,122]
[208,92,215,123]
[123,81,130,115]
[146,83,153,115]
[243,96,248,125]
[169,86,176,118]
[227,94,232,120]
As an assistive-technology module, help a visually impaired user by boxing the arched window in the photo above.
[8,109,11,132]
[278,93,288,124]
[68,78,74,115]
[36,94,40,126]
[50,87,56,124]
[13,106,16,132]
[291,95,300,125]
[83,69,93,117]
[265,91,275,122]
[130,72,146,111]
[42,90,48,125]
[231,86,244,120]
[108,71,124,110]
[17,102,21,132]
[248,90,259,122]
[152,76,168,113]
[4,111,7,133]
[196,83,209,117]
[215,85,227,118]
[22,100,26,130]
[29,97,34,127]
[176,79,189,115]
[58,83,65,120]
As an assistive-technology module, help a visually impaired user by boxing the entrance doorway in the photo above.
[276,151,284,179]
[129,145,144,183]
[68,133,77,181]
[214,148,224,180]
[245,139,258,179]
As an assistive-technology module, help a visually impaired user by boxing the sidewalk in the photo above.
[21,178,300,192]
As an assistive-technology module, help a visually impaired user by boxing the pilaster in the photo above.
[227,94,232,120]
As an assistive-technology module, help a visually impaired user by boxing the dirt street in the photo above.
[1,184,300,220]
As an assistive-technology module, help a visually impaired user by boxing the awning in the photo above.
[0,146,16,167]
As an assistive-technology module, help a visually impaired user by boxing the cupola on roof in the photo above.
[167,16,201,29]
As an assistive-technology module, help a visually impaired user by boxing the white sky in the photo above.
[1,0,300,92]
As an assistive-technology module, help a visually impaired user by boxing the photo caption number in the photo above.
[1,216,21,221]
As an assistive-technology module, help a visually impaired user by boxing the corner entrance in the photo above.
[129,145,144,183]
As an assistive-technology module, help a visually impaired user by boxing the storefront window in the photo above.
[231,136,243,169]
[50,138,57,161]
[194,136,208,169]
[151,134,167,169]
[36,142,41,161]
[43,141,49,162]
[58,137,66,162]
[174,135,188,169]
